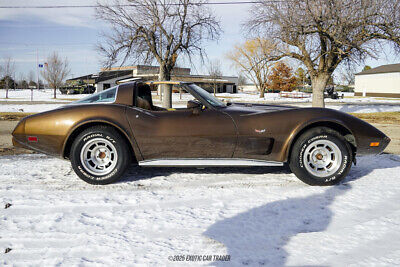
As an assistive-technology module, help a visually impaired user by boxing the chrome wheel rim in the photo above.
[303,139,342,178]
[80,138,118,176]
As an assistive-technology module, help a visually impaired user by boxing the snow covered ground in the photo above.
[0,89,89,102]
[1,89,400,114]
[1,154,400,265]
[2,89,400,104]
[328,104,400,113]
[2,102,400,114]
[218,91,400,104]
[0,104,66,113]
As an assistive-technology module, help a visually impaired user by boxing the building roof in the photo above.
[95,70,132,83]
[68,74,94,81]
[67,70,133,83]
[67,65,238,85]
[355,63,400,76]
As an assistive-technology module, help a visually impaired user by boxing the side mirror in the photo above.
[187,100,202,115]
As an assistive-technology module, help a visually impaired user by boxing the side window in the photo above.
[135,84,201,111]
[74,86,117,104]
[170,87,197,110]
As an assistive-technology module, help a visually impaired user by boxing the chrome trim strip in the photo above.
[138,158,284,167]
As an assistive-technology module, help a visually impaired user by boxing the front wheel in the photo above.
[289,127,353,186]
[70,125,132,185]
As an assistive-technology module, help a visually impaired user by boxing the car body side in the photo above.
[12,82,390,163]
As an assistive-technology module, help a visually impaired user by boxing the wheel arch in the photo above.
[62,120,138,162]
[285,120,357,163]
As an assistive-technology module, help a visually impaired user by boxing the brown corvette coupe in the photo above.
[12,81,390,185]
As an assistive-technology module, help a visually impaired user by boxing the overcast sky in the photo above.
[0,0,399,81]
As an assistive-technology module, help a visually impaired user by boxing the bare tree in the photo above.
[96,0,221,108]
[28,70,36,86]
[16,72,29,89]
[1,56,16,98]
[248,0,400,107]
[227,38,277,98]
[340,66,356,86]
[237,73,247,87]
[41,52,70,99]
[207,59,223,96]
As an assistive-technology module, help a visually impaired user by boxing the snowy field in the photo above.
[2,89,400,105]
[3,103,400,114]
[1,89,400,114]
[1,154,400,265]
[2,101,400,114]
[0,89,90,102]
[218,91,400,104]
[0,104,66,113]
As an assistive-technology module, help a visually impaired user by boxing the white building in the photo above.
[354,63,400,97]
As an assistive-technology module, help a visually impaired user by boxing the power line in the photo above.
[0,1,269,9]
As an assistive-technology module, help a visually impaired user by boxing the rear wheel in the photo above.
[70,125,132,185]
[289,127,353,186]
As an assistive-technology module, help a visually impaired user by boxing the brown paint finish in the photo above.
[12,81,390,164]
[13,104,141,159]
[115,82,134,106]
[126,107,237,159]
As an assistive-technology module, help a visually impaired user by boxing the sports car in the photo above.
[12,81,390,185]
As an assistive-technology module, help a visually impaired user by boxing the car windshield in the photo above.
[73,86,118,104]
[186,83,226,108]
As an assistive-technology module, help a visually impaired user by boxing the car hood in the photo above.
[221,102,298,115]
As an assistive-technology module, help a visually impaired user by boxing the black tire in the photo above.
[70,125,132,185]
[289,127,353,186]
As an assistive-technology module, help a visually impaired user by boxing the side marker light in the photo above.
[28,136,38,142]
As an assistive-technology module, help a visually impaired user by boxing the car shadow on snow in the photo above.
[203,154,400,266]
[119,165,292,184]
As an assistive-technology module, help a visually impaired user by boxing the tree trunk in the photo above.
[213,83,216,96]
[54,87,57,99]
[159,65,172,108]
[311,74,330,108]
[6,88,9,99]
[259,86,265,98]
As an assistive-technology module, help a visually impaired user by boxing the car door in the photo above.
[126,107,237,160]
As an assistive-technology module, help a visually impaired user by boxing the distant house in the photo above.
[67,65,238,93]
[354,63,400,97]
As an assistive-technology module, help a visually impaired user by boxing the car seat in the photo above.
[136,84,166,111]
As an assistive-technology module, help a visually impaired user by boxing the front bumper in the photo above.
[357,135,391,155]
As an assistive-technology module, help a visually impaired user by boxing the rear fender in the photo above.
[62,117,143,161]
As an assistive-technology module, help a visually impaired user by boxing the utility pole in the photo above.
[34,49,40,101]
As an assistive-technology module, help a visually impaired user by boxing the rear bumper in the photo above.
[12,136,27,149]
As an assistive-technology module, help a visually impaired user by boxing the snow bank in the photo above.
[1,154,400,265]
[328,104,400,113]
[2,102,400,114]
[3,89,400,104]
[217,92,400,104]
[0,89,89,102]
[0,104,65,113]
[1,90,400,113]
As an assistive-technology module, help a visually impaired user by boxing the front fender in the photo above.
[280,116,356,162]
